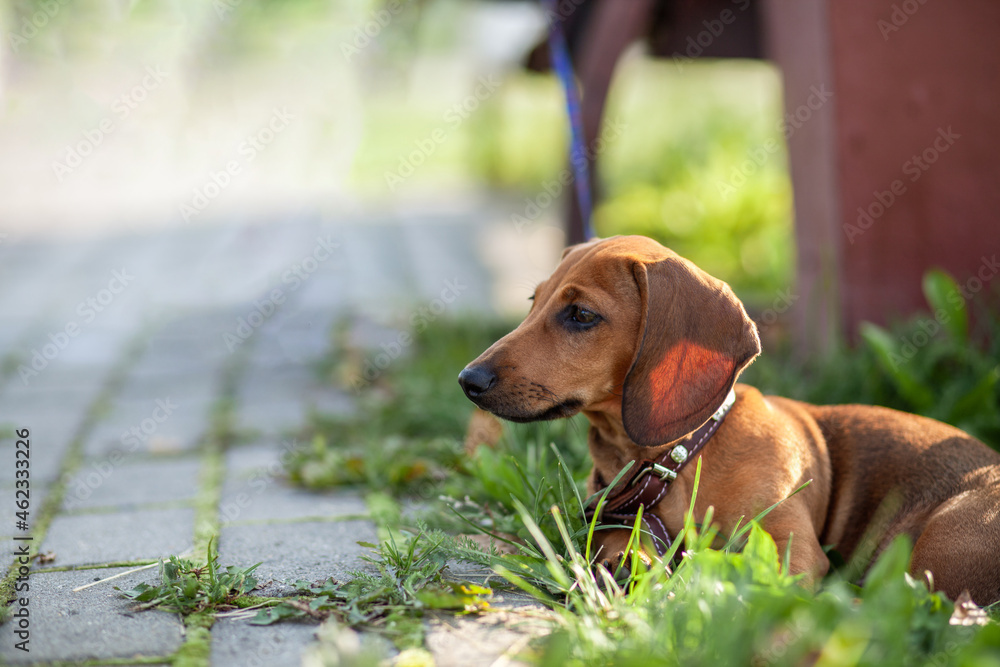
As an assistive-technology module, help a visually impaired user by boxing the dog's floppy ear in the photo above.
[622,257,760,447]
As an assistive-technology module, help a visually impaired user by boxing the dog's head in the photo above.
[458,235,760,446]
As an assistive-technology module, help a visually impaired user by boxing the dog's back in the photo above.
[799,400,1000,601]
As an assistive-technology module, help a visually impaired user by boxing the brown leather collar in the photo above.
[587,389,737,557]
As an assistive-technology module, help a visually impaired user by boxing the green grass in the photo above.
[117,538,261,615]
[251,528,494,648]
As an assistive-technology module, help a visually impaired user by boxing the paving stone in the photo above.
[0,326,25,358]
[139,312,244,363]
[0,365,109,397]
[251,325,333,368]
[425,613,546,667]
[219,520,377,596]
[222,441,367,521]
[398,220,493,308]
[39,507,195,569]
[115,372,217,407]
[62,458,201,512]
[226,440,297,473]
[240,381,353,417]
[46,325,136,368]
[235,398,309,437]
[210,617,319,667]
[0,385,97,422]
[83,398,210,458]
[339,225,416,314]
[239,365,316,399]
[235,367,353,436]
[220,472,367,524]
[0,240,85,300]
[129,341,229,378]
[295,272,351,311]
[0,566,183,664]
[0,243,99,320]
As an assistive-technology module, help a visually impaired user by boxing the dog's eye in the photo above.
[567,305,600,327]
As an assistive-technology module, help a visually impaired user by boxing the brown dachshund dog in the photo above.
[458,235,1000,604]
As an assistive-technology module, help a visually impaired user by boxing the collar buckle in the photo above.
[630,462,678,487]
[652,462,678,481]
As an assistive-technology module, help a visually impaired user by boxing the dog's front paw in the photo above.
[592,529,656,579]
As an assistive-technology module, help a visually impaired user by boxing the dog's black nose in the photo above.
[458,365,497,399]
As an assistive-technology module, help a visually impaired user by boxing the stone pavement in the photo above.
[0,212,559,666]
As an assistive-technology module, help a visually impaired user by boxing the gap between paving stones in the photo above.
[57,500,198,517]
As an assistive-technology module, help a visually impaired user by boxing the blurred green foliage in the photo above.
[357,58,793,301]
[745,270,1000,447]
[593,61,792,302]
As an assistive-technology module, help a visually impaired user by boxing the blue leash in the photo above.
[543,0,596,240]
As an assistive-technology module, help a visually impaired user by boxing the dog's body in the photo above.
[459,235,1000,604]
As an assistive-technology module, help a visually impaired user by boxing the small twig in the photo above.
[214,599,282,618]
[72,548,195,592]
[72,562,159,592]
[284,598,330,620]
